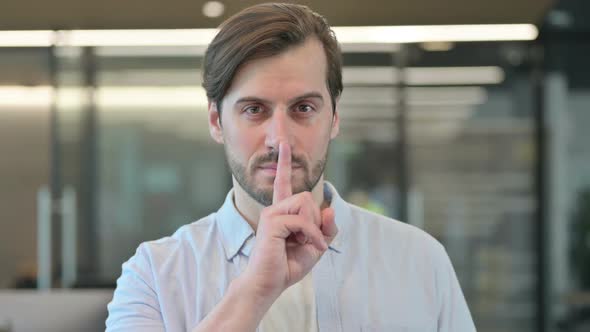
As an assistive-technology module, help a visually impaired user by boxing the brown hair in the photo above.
[202,2,343,114]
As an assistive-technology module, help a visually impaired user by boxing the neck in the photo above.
[232,176,327,232]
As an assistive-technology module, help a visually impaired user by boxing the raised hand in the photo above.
[242,142,338,300]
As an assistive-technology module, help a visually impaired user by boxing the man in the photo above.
[106,3,476,332]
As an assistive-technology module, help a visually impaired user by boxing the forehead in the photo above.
[223,38,329,104]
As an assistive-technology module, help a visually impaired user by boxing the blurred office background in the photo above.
[0,0,589,331]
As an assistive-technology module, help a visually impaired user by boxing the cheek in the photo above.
[225,126,262,162]
[301,127,331,159]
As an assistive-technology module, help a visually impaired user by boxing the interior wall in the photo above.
[0,108,49,288]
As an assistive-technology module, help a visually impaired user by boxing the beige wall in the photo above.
[0,107,49,288]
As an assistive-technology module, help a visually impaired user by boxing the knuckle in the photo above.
[292,192,305,204]
[296,191,313,206]
[260,207,272,219]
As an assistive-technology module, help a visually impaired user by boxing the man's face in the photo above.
[208,37,340,206]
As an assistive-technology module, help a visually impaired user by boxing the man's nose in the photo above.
[264,109,293,150]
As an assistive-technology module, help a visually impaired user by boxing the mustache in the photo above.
[252,150,308,171]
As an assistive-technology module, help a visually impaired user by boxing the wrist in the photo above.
[193,273,278,332]
[231,272,280,316]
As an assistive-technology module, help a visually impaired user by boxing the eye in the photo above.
[295,104,315,113]
[244,105,263,115]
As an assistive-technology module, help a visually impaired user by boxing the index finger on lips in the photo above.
[272,142,292,204]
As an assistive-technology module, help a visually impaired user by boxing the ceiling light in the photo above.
[0,86,208,108]
[0,86,52,107]
[95,86,208,108]
[406,66,504,85]
[343,66,505,86]
[333,24,538,43]
[202,1,225,18]
[94,46,208,57]
[62,29,218,47]
[406,87,488,105]
[0,30,53,47]
[0,24,538,47]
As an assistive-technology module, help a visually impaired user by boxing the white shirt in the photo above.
[106,182,476,331]
[259,272,318,332]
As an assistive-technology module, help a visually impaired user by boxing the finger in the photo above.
[274,215,328,251]
[294,232,307,245]
[266,192,320,228]
[273,142,292,204]
[320,207,338,244]
[292,201,315,245]
[297,192,322,244]
[285,233,306,247]
[298,193,321,228]
[306,193,321,227]
[267,193,319,246]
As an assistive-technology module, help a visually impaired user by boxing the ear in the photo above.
[330,97,340,139]
[208,101,224,144]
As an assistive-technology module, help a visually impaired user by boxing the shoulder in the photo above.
[128,212,220,270]
[108,215,221,329]
[346,202,448,263]
[345,202,457,297]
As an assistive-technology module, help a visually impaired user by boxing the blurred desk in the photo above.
[0,289,113,332]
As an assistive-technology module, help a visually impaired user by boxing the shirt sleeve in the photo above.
[106,243,165,332]
[436,246,477,332]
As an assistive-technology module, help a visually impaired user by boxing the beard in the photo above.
[225,147,328,207]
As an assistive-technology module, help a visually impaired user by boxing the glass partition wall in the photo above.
[406,43,539,332]
[0,48,52,289]
[1,38,546,332]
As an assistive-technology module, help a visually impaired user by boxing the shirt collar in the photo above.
[215,181,350,261]
[216,189,255,261]
[324,181,349,253]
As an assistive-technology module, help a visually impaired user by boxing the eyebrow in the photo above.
[235,92,324,106]
[288,92,324,105]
